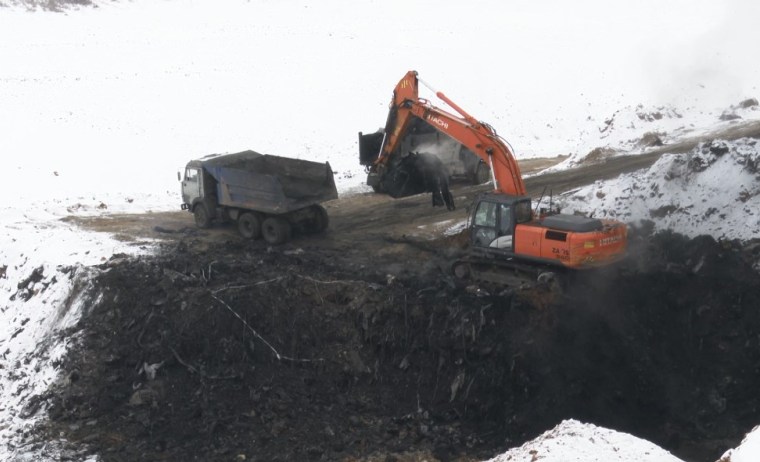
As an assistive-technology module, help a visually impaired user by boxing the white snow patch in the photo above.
[0,205,155,460]
[416,219,457,233]
[719,424,760,462]
[484,419,684,462]
[544,102,760,173]
[557,138,760,242]
[443,219,468,237]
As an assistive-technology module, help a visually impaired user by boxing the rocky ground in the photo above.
[16,190,760,462]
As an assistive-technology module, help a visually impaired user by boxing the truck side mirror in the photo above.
[177,171,181,181]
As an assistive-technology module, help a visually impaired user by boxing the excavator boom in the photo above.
[368,71,525,199]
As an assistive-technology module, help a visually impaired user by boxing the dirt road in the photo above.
[67,119,760,250]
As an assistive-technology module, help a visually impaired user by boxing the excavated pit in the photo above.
[22,224,760,462]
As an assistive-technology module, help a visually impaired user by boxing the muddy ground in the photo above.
[16,148,760,462]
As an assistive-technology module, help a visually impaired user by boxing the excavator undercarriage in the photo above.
[452,252,565,293]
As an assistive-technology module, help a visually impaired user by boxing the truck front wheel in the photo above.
[193,204,211,229]
[238,212,262,239]
[261,217,291,245]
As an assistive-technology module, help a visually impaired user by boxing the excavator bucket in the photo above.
[358,131,384,166]
[380,152,455,210]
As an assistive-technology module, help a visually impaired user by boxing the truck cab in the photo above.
[180,160,218,228]
[181,164,202,206]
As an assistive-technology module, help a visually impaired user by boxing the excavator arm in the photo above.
[369,71,526,199]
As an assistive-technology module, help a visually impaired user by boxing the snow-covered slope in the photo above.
[485,420,684,462]
[542,100,760,173]
[2,0,759,205]
[0,204,154,460]
[1,0,760,461]
[720,425,760,462]
[557,138,760,243]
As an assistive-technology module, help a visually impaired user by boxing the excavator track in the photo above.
[451,254,565,294]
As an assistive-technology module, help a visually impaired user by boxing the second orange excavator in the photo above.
[359,71,627,281]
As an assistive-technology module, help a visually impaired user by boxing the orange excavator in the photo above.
[359,71,627,282]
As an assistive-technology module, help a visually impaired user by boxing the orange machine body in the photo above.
[513,221,628,269]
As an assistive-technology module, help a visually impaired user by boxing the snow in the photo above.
[541,102,760,174]
[2,0,760,205]
[556,138,760,243]
[0,206,153,460]
[720,425,760,462]
[485,419,684,462]
[1,0,759,460]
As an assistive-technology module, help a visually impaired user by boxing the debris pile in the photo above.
[18,228,760,462]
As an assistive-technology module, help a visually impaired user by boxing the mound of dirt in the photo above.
[22,226,760,462]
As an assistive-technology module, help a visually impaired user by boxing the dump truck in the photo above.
[180,150,338,244]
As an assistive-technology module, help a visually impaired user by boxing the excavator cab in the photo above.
[470,195,532,252]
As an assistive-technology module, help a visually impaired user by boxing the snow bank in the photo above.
[719,425,760,462]
[2,0,758,204]
[544,100,760,173]
[557,138,760,242]
[484,419,683,462]
[0,203,155,460]
[0,265,98,461]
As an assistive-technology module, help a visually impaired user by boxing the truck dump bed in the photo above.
[199,150,338,214]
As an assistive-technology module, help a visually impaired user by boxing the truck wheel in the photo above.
[193,204,211,229]
[238,212,262,239]
[261,217,291,245]
[311,205,329,233]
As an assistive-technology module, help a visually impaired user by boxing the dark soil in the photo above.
[25,218,760,462]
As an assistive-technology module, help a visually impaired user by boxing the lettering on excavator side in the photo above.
[551,247,570,261]
[600,235,622,246]
[427,115,449,130]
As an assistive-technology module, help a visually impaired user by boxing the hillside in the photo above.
[2,1,760,461]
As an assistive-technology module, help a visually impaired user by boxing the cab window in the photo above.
[515,201,532,223]
[474,201,497,227]
[185,168,199,181]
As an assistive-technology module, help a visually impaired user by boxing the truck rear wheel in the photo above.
[261,217,291,245]
[311,205,329,233]
[193,204,211,229]
[238,212,262,239]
